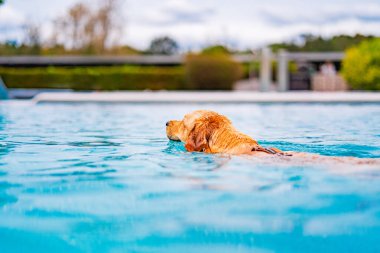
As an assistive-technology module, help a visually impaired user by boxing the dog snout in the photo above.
[166,121,170,126]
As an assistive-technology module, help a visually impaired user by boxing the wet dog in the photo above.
[166,110,380,166]
[166,110,286,155]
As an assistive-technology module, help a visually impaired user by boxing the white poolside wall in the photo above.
[32,91,380,103]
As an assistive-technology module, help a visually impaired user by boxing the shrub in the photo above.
[185,54,243,90]
[0,66,186,90]
[201,45,231,56]
[341,38,380,90]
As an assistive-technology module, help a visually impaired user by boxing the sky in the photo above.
[1,0,380,50]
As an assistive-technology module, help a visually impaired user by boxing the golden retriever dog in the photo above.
[166,110,380,166]
[166,110,286,155]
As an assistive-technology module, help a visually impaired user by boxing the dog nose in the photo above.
[166,121,170,126]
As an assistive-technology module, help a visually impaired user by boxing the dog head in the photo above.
[166,110,231,152]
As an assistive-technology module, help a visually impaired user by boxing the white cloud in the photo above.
[134,0,214,26]
[0,4,26,41]
[0,5,25,28]
[1,0,380,50]
[125,0,380,50]
[258,1,380,26]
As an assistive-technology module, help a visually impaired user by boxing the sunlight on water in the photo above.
[0,102,380,253]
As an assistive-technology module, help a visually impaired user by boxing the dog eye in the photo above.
[166,121,170,126]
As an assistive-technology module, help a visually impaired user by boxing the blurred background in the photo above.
[0,0,379,97]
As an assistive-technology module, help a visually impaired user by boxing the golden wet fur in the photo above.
[166,110,380,167]
[166,110,283,155]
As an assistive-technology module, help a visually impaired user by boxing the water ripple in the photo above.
[0,103,379,253]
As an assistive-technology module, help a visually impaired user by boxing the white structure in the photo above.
[258,49,345,92]
[259,47,272,92]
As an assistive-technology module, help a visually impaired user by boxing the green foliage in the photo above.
[0,42,141,56]
[201,45,231,56]
[148,36,178,55]
[341,38,380,90]
[270,34,375,52]
[0,66,186,90]
[241,61,297,81]
[0,59,247,90]
[0,42,41,55]
[185,54,242,90]
[241,62,259,79]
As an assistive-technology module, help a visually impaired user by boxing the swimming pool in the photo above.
[1,102,380,253]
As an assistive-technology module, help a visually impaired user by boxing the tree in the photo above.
[93,0,123,52]
[0,0,4,5]
[52,2,92,50]
[342,38,380,90]
[270,34,375,52]
[52,0,123,53]
[148,36,178,55]
[23,23,42,54]
[68,3,90,49]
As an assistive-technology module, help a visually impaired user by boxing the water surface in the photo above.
[0,102,380,253]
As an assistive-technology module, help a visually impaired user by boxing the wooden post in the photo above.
[260,47,272,92]
[277,49,289,92]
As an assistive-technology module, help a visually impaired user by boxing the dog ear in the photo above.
[185,122,209,152]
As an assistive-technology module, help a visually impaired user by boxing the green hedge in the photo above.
[0,58,248,90]
[0,66,186,90]
[185,54,243,90]
[341,38,380,90]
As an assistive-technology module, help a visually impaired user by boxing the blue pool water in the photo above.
[0,102,380,253]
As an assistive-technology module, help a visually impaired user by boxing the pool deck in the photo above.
[31,91,380,103]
